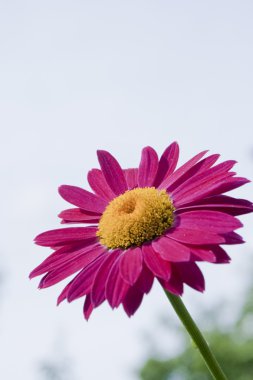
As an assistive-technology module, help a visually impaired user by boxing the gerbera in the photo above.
[30,143,253,320]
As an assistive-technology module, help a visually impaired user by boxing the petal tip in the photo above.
[96,149,107,157]
[58,185,66,194]
[56,298,62,306]
[29,271,35,280]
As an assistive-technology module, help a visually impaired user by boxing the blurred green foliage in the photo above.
[38,358,75,380]
[139,288,253,380]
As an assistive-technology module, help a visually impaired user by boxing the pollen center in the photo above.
[97,187,175,249]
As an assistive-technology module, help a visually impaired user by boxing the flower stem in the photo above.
[164,291,227,380]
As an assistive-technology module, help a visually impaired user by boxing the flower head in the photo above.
[30,143,253,319]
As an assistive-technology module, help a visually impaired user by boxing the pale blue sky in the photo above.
[1,1,253,379]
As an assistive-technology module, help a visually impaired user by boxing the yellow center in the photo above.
[97,187,175,249]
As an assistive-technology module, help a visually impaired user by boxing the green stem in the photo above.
[165,291,227,380]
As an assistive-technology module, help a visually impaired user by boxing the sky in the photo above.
[0,1,253,379]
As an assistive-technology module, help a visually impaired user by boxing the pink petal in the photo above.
[166,154,220,195]
[176,195,253,216]
[105,256,130,308]
[161,281,183,296]
[191,245,231,264]
[123,286,144,317]
[212,246,231,263]
[152,236,191,262]
[87,169,115,201]
[159,266,184,296]
[97,150,128,195]
[57,280,74,305]
[167,227,226,245]
[177,262,205,292]
[172,161,237,206]
[135,263,154,294]
[175,210,242,233]
[191,154,221,173]
[119,247,143,285]
[38,245,106,288]
[172,172,236,207]
[91,250,120,307]
[153,142,179,187]
[189,246,216,263]
[34,227,98,247]
[222,231,244,244]
[58,208,100,223]
[142,244,171,281]
[203,177,250,198]
[174,177,249,207]
[167,211,242,245]
[67,255,106,302]
[195,195,253,208]
[124,168,138,189]
[138,146,159,187]
[158,150,208,190]
[59,185,107,214]
[30,239,97,278]
[83,294,94,320]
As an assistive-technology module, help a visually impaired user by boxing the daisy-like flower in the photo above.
[30,143,253,320]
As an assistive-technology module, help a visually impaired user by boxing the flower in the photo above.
[30,143,253,319]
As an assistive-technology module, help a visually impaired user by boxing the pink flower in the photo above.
[30,143,253,319]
